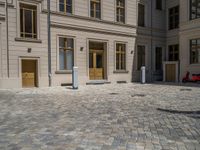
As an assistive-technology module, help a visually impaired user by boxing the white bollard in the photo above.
[72,66,78,89]
[141,66,146,84]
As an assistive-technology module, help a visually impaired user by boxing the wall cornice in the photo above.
[51,22,137,38]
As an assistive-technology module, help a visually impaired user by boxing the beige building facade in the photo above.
[0,0,199,88]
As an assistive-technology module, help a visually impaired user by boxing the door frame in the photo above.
[87,39,108,80]
[19,57,40,87]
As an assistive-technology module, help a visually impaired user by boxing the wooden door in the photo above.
[165,64,176,82]
[22,60,37,87]
[89,50,104,80]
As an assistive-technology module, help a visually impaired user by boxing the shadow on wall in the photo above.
[131,42,138,82]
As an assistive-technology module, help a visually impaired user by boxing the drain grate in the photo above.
[131,94,146,97]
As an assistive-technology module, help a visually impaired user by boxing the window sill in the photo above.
[189,18,200,21]
[189,63,200,66]
[55,70,72,74]
[168,28,179,31]
[113,70,129,74]
[15,37,42,43]
[115,21,125,25]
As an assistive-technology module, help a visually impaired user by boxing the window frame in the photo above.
[155,47,163,71]
[19,3,38,39]
[190,38,200,64]
[168,44,179,61]
[156,0,162,10]
[90,0,101,19]
[137,45,146,70]
[58,0,73,14]
[168,6,179,30]
[190,0,200,20]
[116,0,126,24]
[17,1,40,40]
[138,3,145,27]
[58,36,75,71]
[115,42,127,71]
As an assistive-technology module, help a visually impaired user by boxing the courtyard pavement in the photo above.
[0,83,200,150]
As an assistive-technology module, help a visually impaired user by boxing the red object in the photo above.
[182,71,200,82]
[192,74,200,81]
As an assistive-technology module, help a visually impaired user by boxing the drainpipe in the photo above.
[47,0,52,86]
[150,0,153,82]
[5,0,9,78]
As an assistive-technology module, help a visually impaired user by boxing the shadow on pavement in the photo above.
[157,108,200,119]
[148,81,200,88]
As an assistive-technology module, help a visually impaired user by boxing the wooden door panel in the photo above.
[22,60,37,87]
[89,51,104,80]
[166,64,176,82]
[95,68,103,79]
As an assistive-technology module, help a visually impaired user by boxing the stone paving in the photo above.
[0,83,200,150]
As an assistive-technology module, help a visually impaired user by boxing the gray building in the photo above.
[0,0,199,88]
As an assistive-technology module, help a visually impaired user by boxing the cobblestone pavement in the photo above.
[0,83,200,150]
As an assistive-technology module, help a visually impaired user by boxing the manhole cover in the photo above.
[131,94,146,97]
[180,89,192,91]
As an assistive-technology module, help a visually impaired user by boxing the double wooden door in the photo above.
[89,50,104,80]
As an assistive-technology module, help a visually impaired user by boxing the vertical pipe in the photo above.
[6,0,9,78]
[150,0,153,82]
[47,0,52,86]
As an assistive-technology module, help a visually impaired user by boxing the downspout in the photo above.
[47,0,52,86]
[150,0,153,82]
[5,0,9,78]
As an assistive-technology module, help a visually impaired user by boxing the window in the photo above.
[116,0,125,23]
[155,47,162,70]
[20,3,37,38]
[190,0,200,20]
[59,37,74,70]
[90,0,101,19]
[137,45,145,70]
[59,0,72,13]
[156,0,162,10]
[190,39,200,64]
[116,43,126,70]
[168,45,179,61]
[168,6,179,30]
[138,3,145,27]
